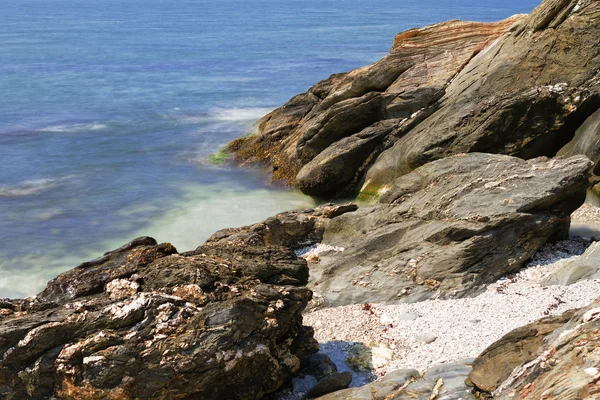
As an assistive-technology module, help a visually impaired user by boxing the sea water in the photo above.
[0,0,540,298]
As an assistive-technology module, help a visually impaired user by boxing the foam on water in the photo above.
[0,176,74,197]
[162,107,272,126]
[133,183,316,252]
[39,122,108,133]
[208,107,273,123]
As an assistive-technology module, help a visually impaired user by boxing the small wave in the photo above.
[0,176,73,197]
[164,107,272,125]
[208,107,272,123]
[39,122,108,133]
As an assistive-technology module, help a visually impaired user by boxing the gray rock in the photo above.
[414,334,438,344]
[228,16,526,196]
[541,241,600,286]
[305,372,352,398]
[558,108,600,173]
[311,154,592,306]
[397,312,422,321]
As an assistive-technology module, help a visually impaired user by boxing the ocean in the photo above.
[0,0,540,298]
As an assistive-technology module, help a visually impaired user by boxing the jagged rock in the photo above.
[0,237,316,400]
[363,0,600,195]
[308,154,592,305]
[228,16,524,196]
[228,0,600,199]
[470,296,600,399]
[202,203,358,250]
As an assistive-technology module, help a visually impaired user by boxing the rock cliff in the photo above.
[229,0,600,199]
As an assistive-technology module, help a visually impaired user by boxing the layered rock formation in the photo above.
[317,154,590,305]
[0,237,317,400]
[469,296,600,399]
[229,0,600,199]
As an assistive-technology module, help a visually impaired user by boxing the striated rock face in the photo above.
[0,237,317,400]
[469,296,600,399]
[308,154,591,306]
[229,0,600,198]
[363,0,600,195]
[559,108,600,174]
[228,16,524,196]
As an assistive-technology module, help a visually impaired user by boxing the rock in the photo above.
[363,0,600,195]
[468,309,576,393]
[379,313,394,325]
[228,16,525,196]
[0,237,316,400]
[229,0,600,199]
[307,353,338,380]
[305,371,352,398]
[316,363,475,400]
[469,296,600,399]
[541,240,600,286]
[310,154,592,306]
[414,334,437,344]
[558,108,600,173]
[397,312,421,321]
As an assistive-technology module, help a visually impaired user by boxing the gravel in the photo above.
[303,218,600,377]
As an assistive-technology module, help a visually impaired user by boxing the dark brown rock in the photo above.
[0,238,316,400]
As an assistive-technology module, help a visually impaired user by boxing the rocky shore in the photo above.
[2,0,600,398]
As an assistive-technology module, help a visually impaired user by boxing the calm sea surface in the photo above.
[0,0,540,297]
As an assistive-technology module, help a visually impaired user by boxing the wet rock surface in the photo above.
[0,237,316,400]
[310,154,592,305]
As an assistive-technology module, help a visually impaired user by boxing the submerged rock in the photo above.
[0,237,316,400]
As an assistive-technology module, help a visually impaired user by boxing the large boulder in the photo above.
[308,154,592,305]
[228,16,525,196]
[228,0,600,199]
[0,237,316,400]
[469,296,600,399]
[363,0,600,195]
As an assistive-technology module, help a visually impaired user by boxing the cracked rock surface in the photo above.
[0,236,317,400]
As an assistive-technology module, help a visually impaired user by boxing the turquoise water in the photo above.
[0,0,540,298]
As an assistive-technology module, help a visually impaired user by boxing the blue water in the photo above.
[0,0,540,298]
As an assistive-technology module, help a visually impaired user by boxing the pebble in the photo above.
[304,235,600,375]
